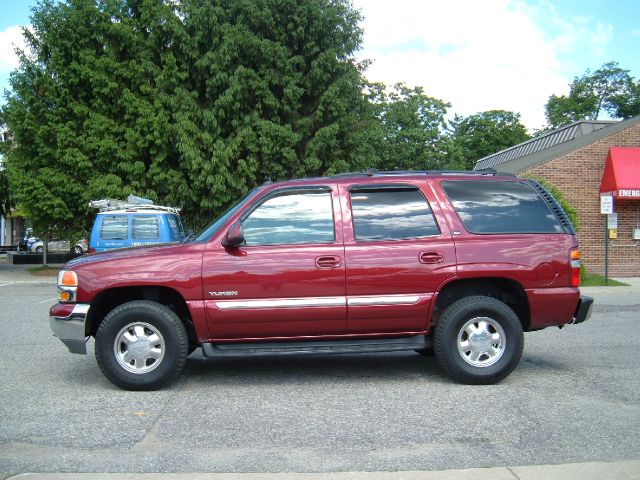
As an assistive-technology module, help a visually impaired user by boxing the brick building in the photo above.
[474,116,640,277]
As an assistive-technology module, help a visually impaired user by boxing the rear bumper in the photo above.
[572,295,594,325]
[49,303,90,354]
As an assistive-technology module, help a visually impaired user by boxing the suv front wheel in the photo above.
[95,300,188,390]
[433,296,524,384]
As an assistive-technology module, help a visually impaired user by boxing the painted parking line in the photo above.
[37,298,58,304]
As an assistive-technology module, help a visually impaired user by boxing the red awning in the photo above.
[599,147,640,200]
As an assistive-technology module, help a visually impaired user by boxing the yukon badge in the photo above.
[209,291,239,297]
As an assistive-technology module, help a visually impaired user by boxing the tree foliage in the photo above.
[448,110,530,170]
[1,0,375,235]
[0,125,13,217]
[368,82,451,170]
[544,61,640,129]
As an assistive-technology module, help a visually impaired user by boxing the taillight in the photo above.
[570,249,581,287]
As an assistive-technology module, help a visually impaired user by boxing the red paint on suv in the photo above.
[50,170,593,390]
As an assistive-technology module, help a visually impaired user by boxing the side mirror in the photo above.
[222,222,245,248]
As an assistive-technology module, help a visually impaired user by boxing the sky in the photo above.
[1,0,639,131]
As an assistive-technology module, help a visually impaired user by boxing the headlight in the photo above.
[57,270,78,302]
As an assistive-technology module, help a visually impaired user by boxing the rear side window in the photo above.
[132,215,160,240]
[100,215,128,240]
[349,186,440,241]
[442,180,563,234]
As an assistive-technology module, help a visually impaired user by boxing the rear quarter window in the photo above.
[442,180,563,234]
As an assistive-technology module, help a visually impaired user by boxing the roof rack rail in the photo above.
[89,197,180,214]
[332,168,513,178]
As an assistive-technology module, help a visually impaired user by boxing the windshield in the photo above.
[193,189,258,242]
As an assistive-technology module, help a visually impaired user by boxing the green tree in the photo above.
[448,110,530,169]
[370,82,451,170]
[1,0,375,235]
[544,61,640,129]
[0,125,13,217]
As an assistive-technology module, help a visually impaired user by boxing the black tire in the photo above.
[95,300,188,391]
[35,246,43,254]
[73,245,83,254]
[433,296,523,385]
[415,347,434,356]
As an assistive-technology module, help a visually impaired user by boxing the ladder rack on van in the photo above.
[89,198,181,214]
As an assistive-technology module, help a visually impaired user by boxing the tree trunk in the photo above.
[43,236,48,266]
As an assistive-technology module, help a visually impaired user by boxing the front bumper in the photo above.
[49,303,90,354]
[572,295,594,325]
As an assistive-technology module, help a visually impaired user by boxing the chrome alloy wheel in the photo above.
[457,317,506,367]
[114,322,166,374]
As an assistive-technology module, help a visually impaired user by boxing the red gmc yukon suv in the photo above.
[50,170,593,390]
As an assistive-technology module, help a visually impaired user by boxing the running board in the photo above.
[201,335,427,358]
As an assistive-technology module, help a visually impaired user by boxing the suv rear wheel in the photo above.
[95,300,188,390]
[433,296,523,384]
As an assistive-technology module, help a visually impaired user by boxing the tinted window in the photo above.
[350,187,440,241]
[167,215,184,240]
[442,180,563,234]
[100,216,128,240]
[242,190,334,245]
[132,216,160,240]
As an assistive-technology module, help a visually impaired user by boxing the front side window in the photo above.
[242,190,334,246]
[100,215,128,240]
[167,215,184,240]
[350,186,440,241]
[132,215,160,240]
[442,180,563,234]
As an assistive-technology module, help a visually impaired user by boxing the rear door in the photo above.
[340,182,457,334]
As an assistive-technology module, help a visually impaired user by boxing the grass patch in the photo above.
[27,265,60,276]
[581,269,628,287]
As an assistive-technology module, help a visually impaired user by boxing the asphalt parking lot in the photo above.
[0,260,639,479]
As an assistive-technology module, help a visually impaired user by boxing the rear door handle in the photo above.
[419,252,444,264]
[316,256,342,268]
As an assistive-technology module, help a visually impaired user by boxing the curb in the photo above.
[6,460,640,480]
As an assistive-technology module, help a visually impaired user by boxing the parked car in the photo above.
[31,239,88,254]
[50,170,592,390]
[17,228,35,252]
[88,203,185,253]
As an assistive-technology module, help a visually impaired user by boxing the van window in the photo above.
[100,216,128,240]
[132,215,160,240]
[167,215,183,240]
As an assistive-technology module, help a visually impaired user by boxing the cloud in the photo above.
[0,25,28,71]
[351,0,613,131]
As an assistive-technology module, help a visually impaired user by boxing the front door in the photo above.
[202,186,346,340]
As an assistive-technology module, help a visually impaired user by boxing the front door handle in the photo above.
[316,256,342,268]
[419,252,444,264]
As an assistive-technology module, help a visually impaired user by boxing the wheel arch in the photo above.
[434,277,530,331]
[86,286,196,344]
